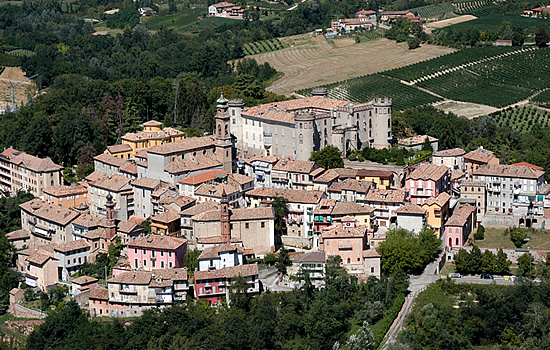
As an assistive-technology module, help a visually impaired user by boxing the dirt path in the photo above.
[424,14,477,34]
[0,67,35,111]
[250,37,455,96]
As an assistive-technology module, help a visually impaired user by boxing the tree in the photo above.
[272,197,289,237]
[495,248,511,275]
[454,248,471,274]
[518,253,534,277]
[535,28,549,48]
[511,32,524,46]
[509,227,528,248]
[184,249,201,276]
[309,146,344,169]
[396,149,405,166]
[421,136,433,151]
[275,247,292,275]
[480,250,497,273]
[474,225,485,241]
[407,37,421,50]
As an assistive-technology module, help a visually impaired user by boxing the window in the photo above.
[135,248,138,254]
[152,260,156,268]
[299,134,303,144]
[261,222,265,228]
[144,260,147,266]
[169,262,173,268]
[245,223,250,229]
[169,252,172,257]
[161,261,165,268]
[161,251,164,257]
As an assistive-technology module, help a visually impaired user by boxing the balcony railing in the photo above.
[263,133,273,147]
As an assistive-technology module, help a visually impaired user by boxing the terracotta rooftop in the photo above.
[149,268,188,287]
[396,203,427,215]
[332,202,375,216]
[151,206,180,224]
[314,169,338,183]
[463,147,496,164]
[511,162,544,171]
[165,195,195,208]
[179,170,228,185]
[423,192,451,207]
[142,120,163,127]
[90,174,131,192]
[195,182,239,197]
[165,155,221,174]
[230,173,255,185]
[88,286,108,300]
[246,187,324,204]
[43,185,86,197]
[321,223,368,239]
[0,147,19,159]
[84,171,108,183]
[72,213,101,228]
[135,150,148,159]
[362,248,381,258]
[451,171,466,181]
[108,271,152,285]
[181,201,220,217]
[364,189,406,203]
[54,239,90,253]
[194,263,259,280]
[131,177,161,189]
[152,187,169,198]
[7,229,30,241]
[106,144,132,154]
[244,155,279,165]
[26,251,54,266]
[119,161,137,175]
[10,152,63,172]
[446,204,475,226]
[314,198,337,215]
[82,228,107,240]
[121,127,184,142]
[193,206,274,222]
[432,148,465,157]
[147,136,216,155]
[341,178,373,193]
[71,276,98,285]
[198,243,245,260]
[293,251,325,263]
[398,135,437,147]
[197,236,242,244]
[129,234,187,250]
[472,165,544,179]
[117,220,144,234]
[273,159,319,174]
[355,168,394,178]
[408,163,448,182]
[93,153,127,167]
[20,199,80,226]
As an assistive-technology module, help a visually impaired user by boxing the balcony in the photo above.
[119,288,137,294]
[263,133,273,147]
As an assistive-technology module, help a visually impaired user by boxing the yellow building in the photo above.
[105,120,185,159]
[355,169,394,190]
[421,192,451,237]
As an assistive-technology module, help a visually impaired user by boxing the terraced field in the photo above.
[532,90,550,108]
[410,2,456,19]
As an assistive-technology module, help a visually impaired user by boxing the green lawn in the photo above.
[440,261,456,276]
[93,22,124,36]
[469,227,550,250]
[143,8,242,33]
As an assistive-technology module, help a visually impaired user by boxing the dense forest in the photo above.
[395,277,550,349]
[27,258,409,350]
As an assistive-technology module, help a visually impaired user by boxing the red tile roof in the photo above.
[446,204,475,226]
[179,170,228,185]
[511,162,543,171]
[43,185,87,197]
[194,263,259,280]
[129,234,187,250]
[396,203,427,215]
[20,199,80,226]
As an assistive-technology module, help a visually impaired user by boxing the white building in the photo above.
[53,240,91,282]
[431,148,465,172]
[197,243,244,271]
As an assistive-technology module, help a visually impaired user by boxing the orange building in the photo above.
[43,185,88,209]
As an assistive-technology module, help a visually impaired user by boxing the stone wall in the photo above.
[11,303,46,319]
[281,235,312,249]
[481,214,547,229]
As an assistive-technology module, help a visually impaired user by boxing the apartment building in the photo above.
[0,148,18,195]
[463,147,499,178]
[18,246,58,291]
[406,163,450,205]
[355,168,395,190]
[422,192,451,236]
[320,218,369,267]
[131,177,174,219]
[128,235,188,270]
[178,170,228,197]
[396,203,427,234]
[242,155,279,188]
[197,243,244,271]
[9,151,63,198]
[20,198,80,247]
[230,94,392,161]
[472,164,545,216]
[194,264,259,306]
[460,181,487,218]
[431,148,465,172]
[272,159,321,190]
[88,174,133,221]
[288,251,326,289]
[327,178,373,202]
[363,189,406,229]
[53,240,91,282]
[445,204,476,248]
[43,185,88,209]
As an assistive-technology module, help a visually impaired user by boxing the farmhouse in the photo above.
[208,2,246,19]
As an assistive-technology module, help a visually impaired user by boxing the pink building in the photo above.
[194,264,259,306]
[319,217,368,265]
[128,235,187,270]
[445,204,476,248]
[406,163,450,205]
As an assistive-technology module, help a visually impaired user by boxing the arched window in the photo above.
[448,238,452,247]
[299,134,303,144]
[347,258,351,264]
[369,119,372,128]
[387,119,391,128]
[217,124,221,136]
[456,238,459,246]
[225,124,229,136]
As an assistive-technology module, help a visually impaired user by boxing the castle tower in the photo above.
[295,112,316,161]
[215,92,233,173]
[220,188,231,243]
[105,193,116,240]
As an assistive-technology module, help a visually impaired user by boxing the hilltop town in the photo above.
[1,0,550,348]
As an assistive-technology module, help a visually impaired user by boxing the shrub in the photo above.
[474,225,485,240]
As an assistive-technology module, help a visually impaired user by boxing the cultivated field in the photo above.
[0,67,35,111]
[250,36,455,96]
[424,14,476,33]
[489,105,550,132]
[435,100,498,119]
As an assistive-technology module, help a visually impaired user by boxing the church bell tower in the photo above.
[215,92,233,173]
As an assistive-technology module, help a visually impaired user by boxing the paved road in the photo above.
[382,262,515,348]
[259,267,293,292]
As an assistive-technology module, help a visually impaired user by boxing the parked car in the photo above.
[480,273,493,279]
[449,273,461,278]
